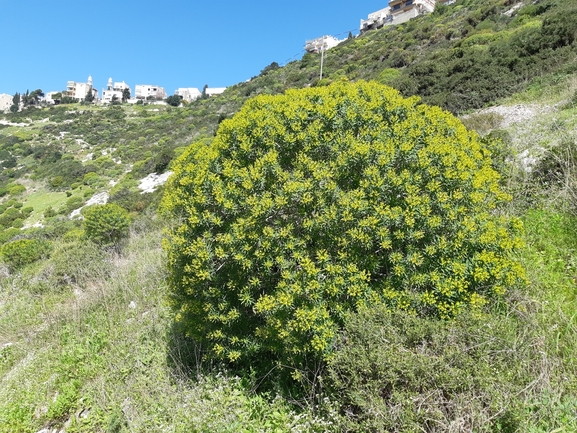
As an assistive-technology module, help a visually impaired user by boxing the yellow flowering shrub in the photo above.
[161,81,525,366]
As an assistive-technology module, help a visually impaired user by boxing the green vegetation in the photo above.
[162,81,524,374]
[1,0,577,430]
[83,203,131,247]
[0,238,50,271]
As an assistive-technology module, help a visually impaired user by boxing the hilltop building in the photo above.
[63,75,96,101]
[204,87,226,97]
[43,92,61,105]
[101,78,131,104]
[360,0,454,32]
[0,94,12,113]
[135,84,167,100]
[305,35,342,53]
[175,87,202,102]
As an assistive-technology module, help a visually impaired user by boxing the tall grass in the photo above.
[0,220,335,432]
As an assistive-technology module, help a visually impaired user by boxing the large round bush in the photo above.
[161,81,525,365]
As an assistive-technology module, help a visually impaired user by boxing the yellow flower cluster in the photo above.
[161,80,526,366]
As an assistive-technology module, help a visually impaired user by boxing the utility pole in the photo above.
[319,36,326,81]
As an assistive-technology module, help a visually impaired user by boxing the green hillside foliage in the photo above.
[224,0,577,113]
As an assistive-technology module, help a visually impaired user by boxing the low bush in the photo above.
[83,203,131,247]
[1,238,51,271]
[327,305,551,432]
[39,240,110,288]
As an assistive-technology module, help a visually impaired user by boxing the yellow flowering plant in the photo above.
[161,81,525,368]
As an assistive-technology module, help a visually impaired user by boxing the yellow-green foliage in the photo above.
[1,239,51,271]
[161,81,525,366]
[83,204,131,246]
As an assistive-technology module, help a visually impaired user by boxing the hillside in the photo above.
[1,0,577,431]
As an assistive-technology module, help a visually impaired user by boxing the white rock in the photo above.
[138,171,172,194]
[69,192,109,219]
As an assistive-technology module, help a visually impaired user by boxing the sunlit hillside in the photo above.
[1,0,577,431]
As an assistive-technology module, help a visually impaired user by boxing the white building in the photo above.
[360,7,393,32]
[101,78,131,104]
[43,92,61,105]
[175,87,202,102]
[204,87,226,97]
[0,94,13,112]
[360,0,450,32]
[305,35,342,53]
[135,84,167,100]
[63,75,95,101]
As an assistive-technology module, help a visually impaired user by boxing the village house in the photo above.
[305,35,342,53]
[204,87,226,97]
[360,0,454,32]
[62,75,96,101]
[101,78,131,104]
[43,92,61,105]
[0,94,12,113]
[135,84,167,101]
[175,88,202,102]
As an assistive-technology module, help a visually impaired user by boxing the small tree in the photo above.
[83,203,130,247]
[22,90,31,107]
[165,94,183,107]
[30,89,44,105]
[122,87,130,103]
[85,88,95,103]
[260,62,280,76]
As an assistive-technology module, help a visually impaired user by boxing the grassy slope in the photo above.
[0,222,336,432]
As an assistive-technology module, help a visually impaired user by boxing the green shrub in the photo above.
[161,81,525,370]
[83,203,131,246]
[10,218,24,229]
[327,306,532,432]
[0,207,23,227]
[7,184,26,196]
[46,240,109,287]
[44,206,57,218]
[1,238,51,270]
[83,172,100,185]
[0,228,20,244]
[65,195,84,212]
[50,176,64,188]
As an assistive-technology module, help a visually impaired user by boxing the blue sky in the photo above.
[0,0,384,96]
